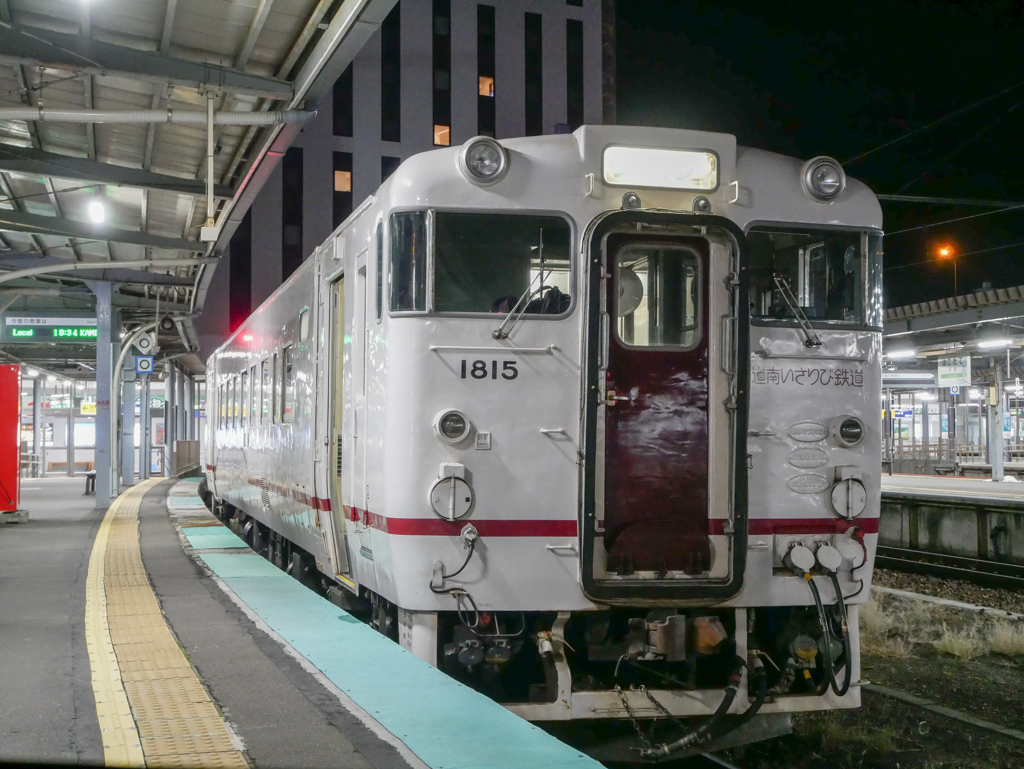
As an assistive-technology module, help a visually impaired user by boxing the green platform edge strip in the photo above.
[197,550,600,769]
[182,528,248,550]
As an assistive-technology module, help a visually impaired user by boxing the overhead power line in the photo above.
[886,201,1024,236]
[884,239,1024,271]
[878,194,1024,208]
[843,80,1023,166]
[896,100,1020,193]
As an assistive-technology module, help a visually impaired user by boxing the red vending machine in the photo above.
[0,364,26,521]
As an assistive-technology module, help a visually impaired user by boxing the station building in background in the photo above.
[196,0,608,359]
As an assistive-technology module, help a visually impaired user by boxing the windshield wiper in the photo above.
[493,228,547,340]
[773,275,822,348]
[492,267,552,340]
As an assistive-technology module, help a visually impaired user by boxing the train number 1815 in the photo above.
[460,359,518,380]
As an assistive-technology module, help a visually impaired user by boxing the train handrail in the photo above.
[429,344,557,354]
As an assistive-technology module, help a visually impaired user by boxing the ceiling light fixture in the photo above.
[88,199,105,223]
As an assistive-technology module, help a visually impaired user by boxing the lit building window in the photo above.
[479,76,495,97]
[434,125,451,146]
[334,170,352,192]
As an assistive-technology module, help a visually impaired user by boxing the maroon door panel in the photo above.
[603,236,710,575]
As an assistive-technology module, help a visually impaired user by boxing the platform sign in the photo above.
[3,314,98,343]
[950,385,960,395]
[892,408,914,419]
[938,356,971,387]
[136,356,154,374]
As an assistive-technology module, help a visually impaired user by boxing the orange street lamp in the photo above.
[936,243,957,295]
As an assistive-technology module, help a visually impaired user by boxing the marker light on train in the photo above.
[801,156,846,201]
[602,146,717,191]
[458,137,509,185]
[242,333,254,342]
[434,409,472,443]
[835,417,865,447]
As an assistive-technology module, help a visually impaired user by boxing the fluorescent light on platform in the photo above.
[914,391,935,400]
[886,349,916,359]
[978,339,1011,349]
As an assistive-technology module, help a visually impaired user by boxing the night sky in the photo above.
[616,1,1024,309]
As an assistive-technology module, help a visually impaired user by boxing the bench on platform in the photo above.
[47,461,94,474]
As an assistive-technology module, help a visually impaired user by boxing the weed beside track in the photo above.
[721,588,1024,769]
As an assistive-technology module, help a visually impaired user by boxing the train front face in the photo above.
[377,127,882,726]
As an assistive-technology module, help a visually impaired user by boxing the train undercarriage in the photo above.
[204,489,858,762]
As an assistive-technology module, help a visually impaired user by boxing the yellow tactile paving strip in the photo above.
[85,479,249,768]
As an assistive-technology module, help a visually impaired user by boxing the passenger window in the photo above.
[240,371,248,429]
[219,384,226,428]
[271,353,279,422]
[299,309,310,342]
[389,212,427,312]
[434,212,572,314]
[249,365,257,426]
[376,222,384,321]
[614,244,700,348]
[281,346,294,423]
[261,359,271,423]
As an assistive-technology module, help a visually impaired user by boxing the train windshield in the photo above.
[747,227,883,327]
[433,212,572,314]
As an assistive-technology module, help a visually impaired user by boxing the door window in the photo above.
[614,244,700,348]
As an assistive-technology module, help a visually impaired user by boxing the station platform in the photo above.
[882,473,1024,502]
[0,477,601,769]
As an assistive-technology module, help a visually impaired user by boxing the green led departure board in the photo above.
[51,327,98,339]
[3,316,98,343]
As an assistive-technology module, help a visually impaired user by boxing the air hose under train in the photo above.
[638,655,768,760]
[804,571,852,697]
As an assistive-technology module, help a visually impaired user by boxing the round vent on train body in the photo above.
[829,478,867,519]
[429,477,473,521]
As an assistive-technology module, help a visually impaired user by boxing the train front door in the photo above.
[581,214,745,602]
[327,276,350,574]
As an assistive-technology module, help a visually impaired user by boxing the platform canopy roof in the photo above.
[0,0,395,379]
[883,284,1024,387]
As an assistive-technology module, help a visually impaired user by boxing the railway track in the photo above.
[875,545,1024,590]
[688,753,744,769]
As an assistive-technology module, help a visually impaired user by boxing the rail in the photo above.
[875,545,1024,590]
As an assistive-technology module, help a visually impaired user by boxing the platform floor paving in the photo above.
[1,477,601,768]
[882,472,1024,501]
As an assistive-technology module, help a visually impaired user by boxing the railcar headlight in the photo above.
[434,409,472,443]
[832,415,865,448]
[458,137,509,185]
[801,156,846,201]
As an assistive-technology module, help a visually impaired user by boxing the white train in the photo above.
[205,125,882,757]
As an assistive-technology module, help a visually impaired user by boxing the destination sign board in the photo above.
[7,326,98,340]
[3,314,97,343]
